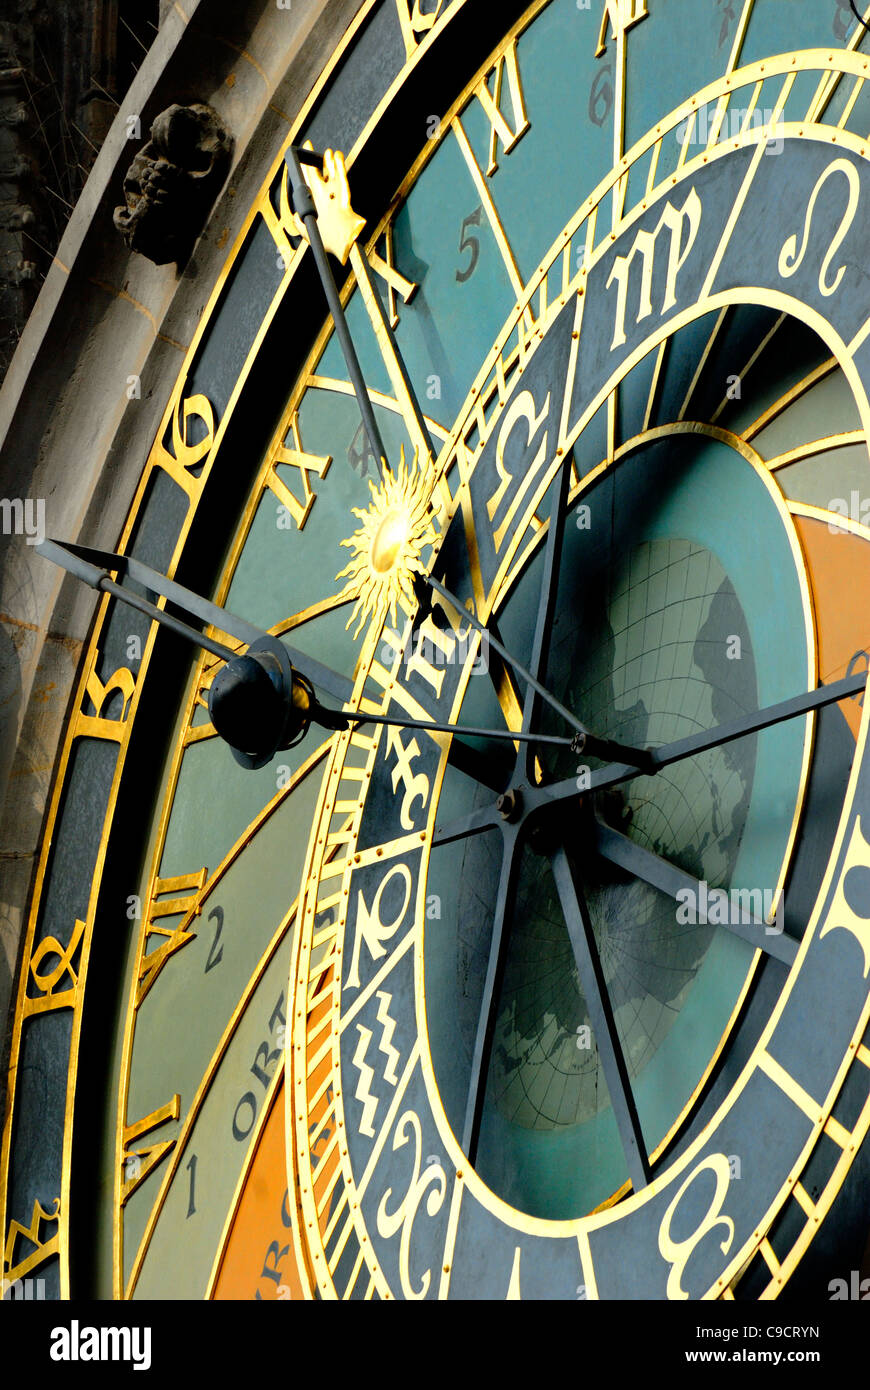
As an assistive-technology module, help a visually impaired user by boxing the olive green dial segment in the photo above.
[102,737,328,1296]
[156,725,328,886]
[125,755,324,1129]
[752,368,862,459]
[128,942,294,1299]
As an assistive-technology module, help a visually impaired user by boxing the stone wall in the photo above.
[0,1,160,380]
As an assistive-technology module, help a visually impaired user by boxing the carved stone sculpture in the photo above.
[113,103,233,265]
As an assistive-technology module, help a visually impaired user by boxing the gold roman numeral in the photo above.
[136,868,208,1006]
[265,410,332,530]
[596,0,649,56]
[367,226,418,328]
[473,38,530,177]
[121,1096,181,1204]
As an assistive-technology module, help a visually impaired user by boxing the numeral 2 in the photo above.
[205,906,225,973]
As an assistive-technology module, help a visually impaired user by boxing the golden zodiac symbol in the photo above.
[778,158,860,298]
[376,1111,447,1299]
[657,1154,735,1300]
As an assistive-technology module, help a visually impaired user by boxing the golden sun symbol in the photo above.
[337,448,439,638]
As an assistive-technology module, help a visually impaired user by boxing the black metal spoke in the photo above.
[432,802,501,849]
[485,617,527,743]
[518,455,572,781]
[549,842,651,1193]
[591,813,798,967]
[446,737,513,794]
[462,824,522,1164]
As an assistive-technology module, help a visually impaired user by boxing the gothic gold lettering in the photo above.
[154,392,217,502]
[259,163,302,265]
[3,1198,61,1288]
[72,654,136,743]
[395,0,445,60]
[23,920,86,1017]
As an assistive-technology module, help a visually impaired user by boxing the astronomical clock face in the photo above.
[7,0,870,1304]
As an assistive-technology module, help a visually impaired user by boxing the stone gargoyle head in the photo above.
[113,103,234,265]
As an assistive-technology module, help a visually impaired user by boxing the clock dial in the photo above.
[286,22,870,1296]
[7,0,870,1306]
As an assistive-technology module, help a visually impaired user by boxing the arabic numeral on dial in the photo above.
[186,1154,198,1218]
[456,207,483,283]
[205,905,225,973]
[588,64,612,127]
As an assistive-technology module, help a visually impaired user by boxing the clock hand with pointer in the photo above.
[34,537,635,773]
[35,150,649,780]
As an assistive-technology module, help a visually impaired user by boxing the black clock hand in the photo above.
[37,537,353,701]
[290,146,439,477]
[38,538,576,775]
[286,145,389,475]
[433,671,869,847]
[425,572,652,769]
[591,811,798,967]
[520,669,870,818]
